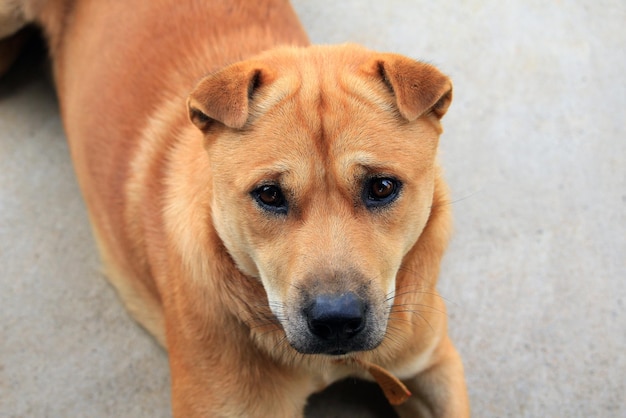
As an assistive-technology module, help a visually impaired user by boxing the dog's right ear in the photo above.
[187,62,274,132]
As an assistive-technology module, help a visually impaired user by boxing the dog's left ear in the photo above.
[187,61,274,131]
[368,54,452,121]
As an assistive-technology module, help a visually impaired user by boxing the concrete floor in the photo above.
[1,1,624,417]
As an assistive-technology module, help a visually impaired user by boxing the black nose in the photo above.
[305,292,366,341]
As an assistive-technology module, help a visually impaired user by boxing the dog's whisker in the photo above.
[388,309,436,333]
[391,304,447,315]
[388,285,454,304]
[382,325,411,348]
[429,190,481,209]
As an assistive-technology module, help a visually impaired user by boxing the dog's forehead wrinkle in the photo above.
[257,49,406,202]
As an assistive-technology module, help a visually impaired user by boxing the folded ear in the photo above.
[367,54,452,121]
[187,61,274,131]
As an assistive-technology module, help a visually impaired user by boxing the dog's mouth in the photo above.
[279,293,412,406]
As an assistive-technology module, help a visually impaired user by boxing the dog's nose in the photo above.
[305,292,366,341]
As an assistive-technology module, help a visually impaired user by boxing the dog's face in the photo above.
[188,45,452,355]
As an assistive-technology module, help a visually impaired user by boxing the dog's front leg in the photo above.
[393,337,470,418]
[166,322,311,418]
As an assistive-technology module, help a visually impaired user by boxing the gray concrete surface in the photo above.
[1,1,624,417]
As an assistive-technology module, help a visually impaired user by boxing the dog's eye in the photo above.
[364,177,401,208]
[252,185,288,214]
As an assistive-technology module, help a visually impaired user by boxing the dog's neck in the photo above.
[337,357,411,405]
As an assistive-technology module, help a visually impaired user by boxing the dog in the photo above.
[1,0,469,416]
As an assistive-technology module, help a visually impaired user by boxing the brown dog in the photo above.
[1,0,469,416]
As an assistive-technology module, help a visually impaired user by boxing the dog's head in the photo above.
[187,45,452,356]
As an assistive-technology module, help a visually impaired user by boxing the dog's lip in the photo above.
[327,349,348,356]
[289,341,353,356]
[289,336,382,356]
